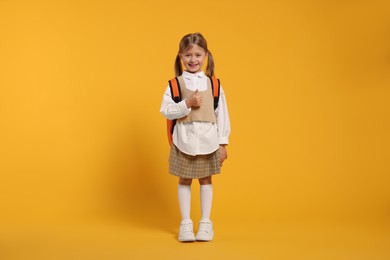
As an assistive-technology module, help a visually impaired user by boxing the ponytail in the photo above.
[174,54,182,77]
[206,51,215,77]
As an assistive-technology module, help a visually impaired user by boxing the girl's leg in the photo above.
[198,176,213,221]
[197,176,214,241]
[178,178,192,221]
[179,177,193,185]
[198,176,212,185]
[178,178,195,242]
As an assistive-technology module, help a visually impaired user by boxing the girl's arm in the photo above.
[160,85,191,120]
[215,85,231,146]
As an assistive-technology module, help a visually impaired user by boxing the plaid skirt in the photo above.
[169,144,221,179]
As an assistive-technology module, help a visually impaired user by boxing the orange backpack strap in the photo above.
[166,119,174,145]
[208,76,221,110]
[168,77,181,103]
[167,77,182,145]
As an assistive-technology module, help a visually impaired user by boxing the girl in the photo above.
[160,33,230,242]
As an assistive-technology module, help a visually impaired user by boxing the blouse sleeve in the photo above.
[215,85,231,145]
[160,85,191,120]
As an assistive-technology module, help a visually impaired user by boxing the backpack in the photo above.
[166,76,221,145]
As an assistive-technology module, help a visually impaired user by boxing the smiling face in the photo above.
[180,44,207,74]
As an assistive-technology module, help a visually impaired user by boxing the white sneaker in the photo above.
[178,219,195,242]
[195,219,214,241]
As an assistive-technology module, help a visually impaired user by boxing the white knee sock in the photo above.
[200,184,213,221]
[178,184,191,221]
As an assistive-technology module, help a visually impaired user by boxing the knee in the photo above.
[198,176,212,185]
[179,178,192,185]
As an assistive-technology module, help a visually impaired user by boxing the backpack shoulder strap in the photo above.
[168,77,182,103]
[167,77,182,146]
[208,76,221,109]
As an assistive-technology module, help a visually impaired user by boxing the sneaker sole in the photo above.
[178,237,196,242]
[195,233,214,241]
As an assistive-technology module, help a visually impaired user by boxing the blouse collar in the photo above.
[182,70,206,79]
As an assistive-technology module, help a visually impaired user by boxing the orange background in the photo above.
[1,0,389,259]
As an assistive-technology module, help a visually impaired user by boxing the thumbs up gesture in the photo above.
[186,89,203,108]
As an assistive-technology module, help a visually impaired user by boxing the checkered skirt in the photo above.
[169,144,221,179]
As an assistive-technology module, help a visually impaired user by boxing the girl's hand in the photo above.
[219,145,227,165]
[186,89,202,108]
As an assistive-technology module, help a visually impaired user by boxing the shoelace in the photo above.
[181,223,193,233]
[198,222,211,233]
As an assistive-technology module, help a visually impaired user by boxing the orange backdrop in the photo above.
[1,0,389,259]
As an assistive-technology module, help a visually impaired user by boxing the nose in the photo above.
[190,56,196,62]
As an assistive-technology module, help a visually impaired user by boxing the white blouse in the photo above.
[160,71,231,156]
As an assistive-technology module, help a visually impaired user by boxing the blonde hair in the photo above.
[174,32,215,77]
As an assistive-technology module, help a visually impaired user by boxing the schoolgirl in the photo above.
[160,32,230,242]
